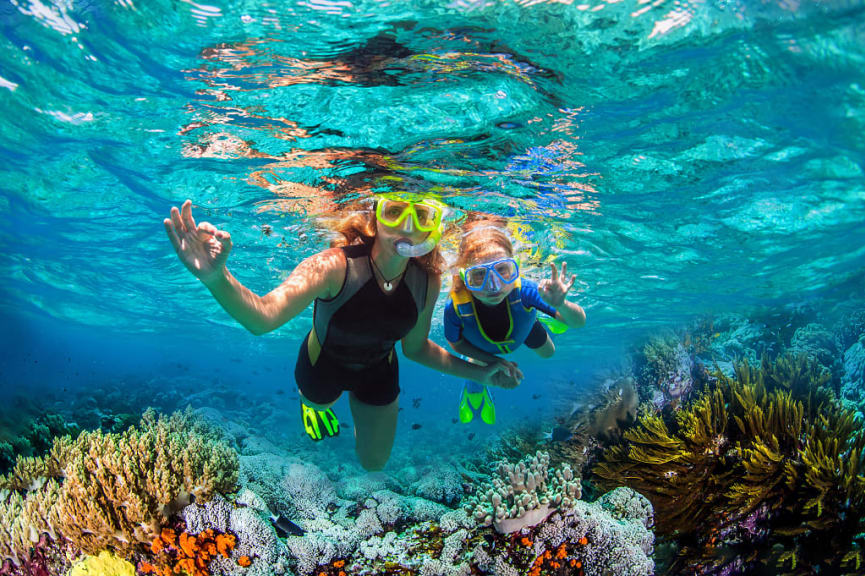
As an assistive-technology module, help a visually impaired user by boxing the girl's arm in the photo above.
[449,338,502,365]
[538,261,586,328]
[202,248,344,336]
[402,274,520,387]
[555,300,586,328]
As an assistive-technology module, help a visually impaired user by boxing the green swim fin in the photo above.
[301,401,340,441]
[458,382,496,425]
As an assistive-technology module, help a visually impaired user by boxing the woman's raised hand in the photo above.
[164,199,232,284]
[538,261,576,308]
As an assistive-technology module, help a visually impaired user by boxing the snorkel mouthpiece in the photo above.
[395,234,438,258]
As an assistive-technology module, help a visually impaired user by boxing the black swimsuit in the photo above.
[295,243,428,406]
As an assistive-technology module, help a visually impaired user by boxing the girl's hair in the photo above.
[326,199,445,276]
[455,215,513,268]
[453,215,514,291]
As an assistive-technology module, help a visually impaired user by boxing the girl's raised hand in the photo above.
[538,262,576,308]
[164,199,232,284]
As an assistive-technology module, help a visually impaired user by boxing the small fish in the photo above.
[411,423,422,430]
[412,397,422,409]
[496,121,521,130]
[542,426,573,443]
[270,515,304,537]
[276,389,285,396]
[532,394,542,400]
[468,432,476,441]
[451,418,459,424]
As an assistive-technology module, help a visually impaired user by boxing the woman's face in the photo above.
[466,246,516,305]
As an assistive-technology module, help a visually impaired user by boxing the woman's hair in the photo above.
[453,214,513,291]
[326,199,445,276]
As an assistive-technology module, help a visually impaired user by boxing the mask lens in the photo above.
[413,204,438,230]
[379,200,410,225]
[465,267,488,289]
[494,260,518,282]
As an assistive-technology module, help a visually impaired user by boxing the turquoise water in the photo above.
[2,0,865,441]
[1,1,865,573]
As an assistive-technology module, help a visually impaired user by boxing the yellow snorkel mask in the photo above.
[375,192,445,257]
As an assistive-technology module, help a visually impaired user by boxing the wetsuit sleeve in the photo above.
[520,279,558,318]
[443,298,463,343]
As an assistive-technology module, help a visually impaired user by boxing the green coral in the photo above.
[593,354,865,575]
[0,408,238,567]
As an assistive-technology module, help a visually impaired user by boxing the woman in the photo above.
[164,196,520,471]
[444,218,586,425]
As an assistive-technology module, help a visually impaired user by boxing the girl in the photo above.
[444,218,586,425]
[164,196,519,471]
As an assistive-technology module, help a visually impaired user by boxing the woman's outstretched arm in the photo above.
[164,199,343,335]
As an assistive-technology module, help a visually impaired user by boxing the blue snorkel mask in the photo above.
[459,258,520,293]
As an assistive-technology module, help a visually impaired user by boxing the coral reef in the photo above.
[840,335,865,417]
[0,533,66,576]
[789,322,840,376]
[593,354,865,575]
[410,467,464,506]
[0,408,238,568]
[472,487,654,576]
[634,332,699,411]
[0,412,79,476]
[463,451,580,534]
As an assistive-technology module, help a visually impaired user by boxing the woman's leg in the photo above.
[298,390,338,411]
[348,393,399,471]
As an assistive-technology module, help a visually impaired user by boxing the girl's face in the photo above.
[466,246,517,306]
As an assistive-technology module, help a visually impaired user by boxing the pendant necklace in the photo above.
[369,255,403,292]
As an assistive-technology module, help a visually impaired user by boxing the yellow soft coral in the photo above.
[0,408,238,566]
[67,551,135,576]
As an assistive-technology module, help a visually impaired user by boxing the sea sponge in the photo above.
[67,551,135,576]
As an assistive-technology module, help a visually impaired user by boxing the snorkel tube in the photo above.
[395,227,442,257]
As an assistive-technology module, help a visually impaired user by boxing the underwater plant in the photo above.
[592,353,865,575]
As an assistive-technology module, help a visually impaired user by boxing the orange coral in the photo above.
[216,533,236,558]
[237,556,252,567]
[141,526,237,576]
[578,536,588,546]
[520,537,533,547]
[555,544,567,559]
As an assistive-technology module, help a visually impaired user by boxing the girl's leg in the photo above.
[532,333,556,358]
[348,393,399,471]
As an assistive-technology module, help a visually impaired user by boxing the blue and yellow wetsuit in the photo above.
[443,277,557,424]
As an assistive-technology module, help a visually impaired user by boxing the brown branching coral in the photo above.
[593,354,865,575]
[0,408,238,568]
